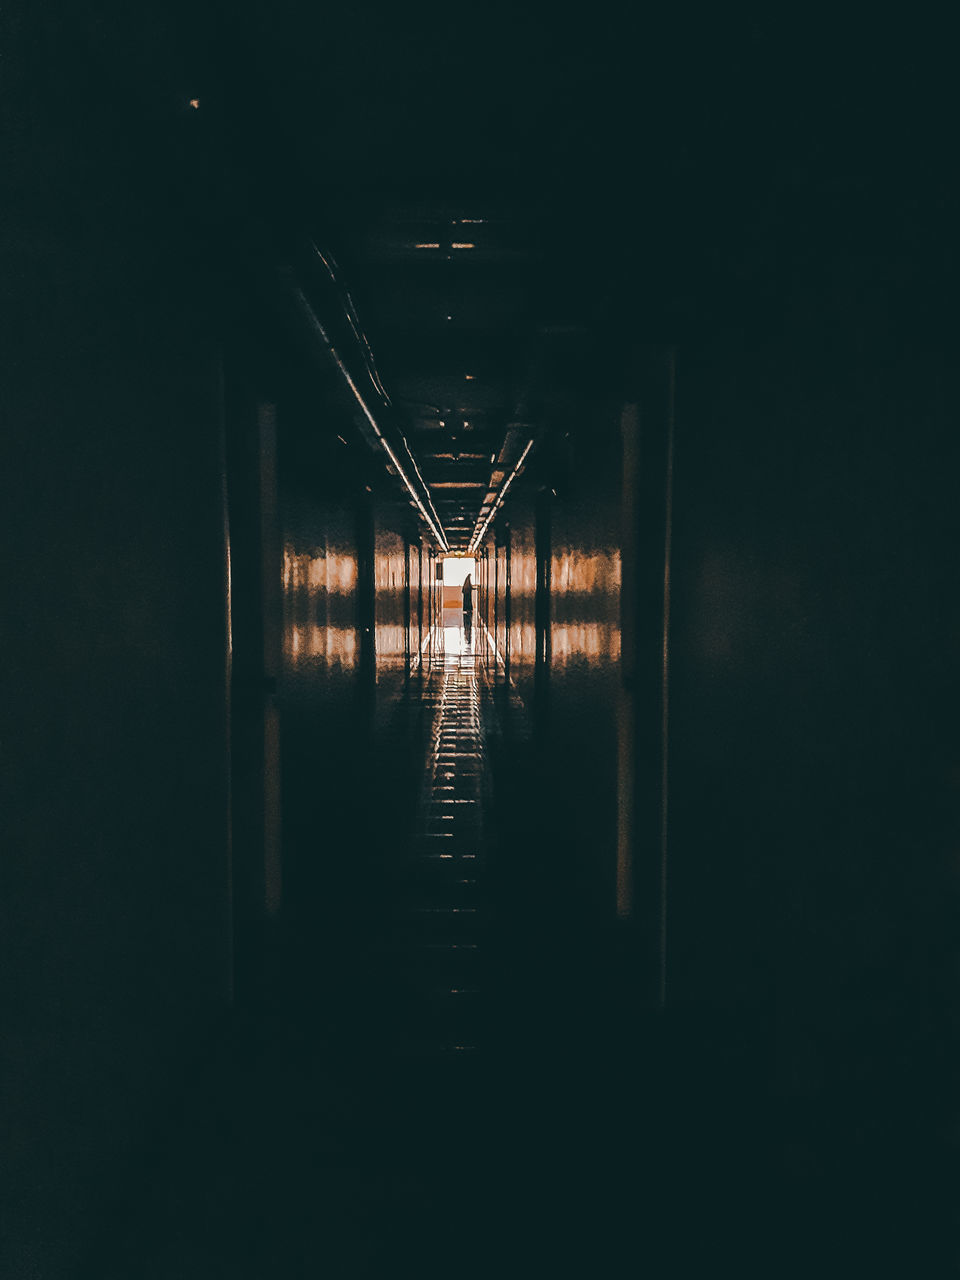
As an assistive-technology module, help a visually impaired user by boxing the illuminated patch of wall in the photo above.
[550,622,621,666]
[551,549,621,668]
[552,550,621,595]
[282,543,359,672]
[374,516,407,669]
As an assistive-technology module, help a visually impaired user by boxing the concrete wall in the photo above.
[0,11,441,1265]
[0,12,231,1273]
[669,320,960,1168]
[277,379,435,928]
[485,235,960,1252]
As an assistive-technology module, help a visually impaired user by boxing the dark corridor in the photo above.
[4,6,960,1278]
[83,617,773,1279]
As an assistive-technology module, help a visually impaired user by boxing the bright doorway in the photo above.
[441,556,475,623]
[441,556,476,655]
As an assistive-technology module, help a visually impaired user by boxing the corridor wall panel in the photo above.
[278,394,430,931]
[373,506,412,719]
[488,414,623,931]
[279,457,364,910]
[545,417,624,923]
[0,62,232,1280]
[503,503,538,705]
[666,314,960,1155]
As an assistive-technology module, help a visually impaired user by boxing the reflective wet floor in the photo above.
[88,622,853,1278]
[382,625,487,1059]
[86,625,501,1275]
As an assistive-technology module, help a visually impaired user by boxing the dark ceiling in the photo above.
[65,2,955,551]
[326,203,588,550]
[218,5,657,550]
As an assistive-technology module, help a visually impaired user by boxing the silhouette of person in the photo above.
[462,572,473,646]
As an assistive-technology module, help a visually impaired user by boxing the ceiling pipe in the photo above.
[466,422,533,550]
[287,281,449,552]
[466,325,564,553]
[308,243,393,409]
[468,436,535,554]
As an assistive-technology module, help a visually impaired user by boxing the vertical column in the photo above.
[404,538,412,671]
[534,486,553,726]
[493,539,499,654]
[417,541,424,660]
[617,346,676,1006]
[503,525,512,680]
[259,403,283,920]
[225,382,283,1000]
[357,483,376,713]
[216,348,235,1005]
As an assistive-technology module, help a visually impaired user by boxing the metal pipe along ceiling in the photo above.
[288,283,450,551]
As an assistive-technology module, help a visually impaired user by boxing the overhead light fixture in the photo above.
[415,243,441,250]
[464,374,475,380]
[188,98,200,110]
[450,243,475,250]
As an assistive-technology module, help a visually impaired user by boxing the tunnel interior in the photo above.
[3,5,960,1278]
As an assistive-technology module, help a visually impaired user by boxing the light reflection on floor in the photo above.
[441,623,477,658]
